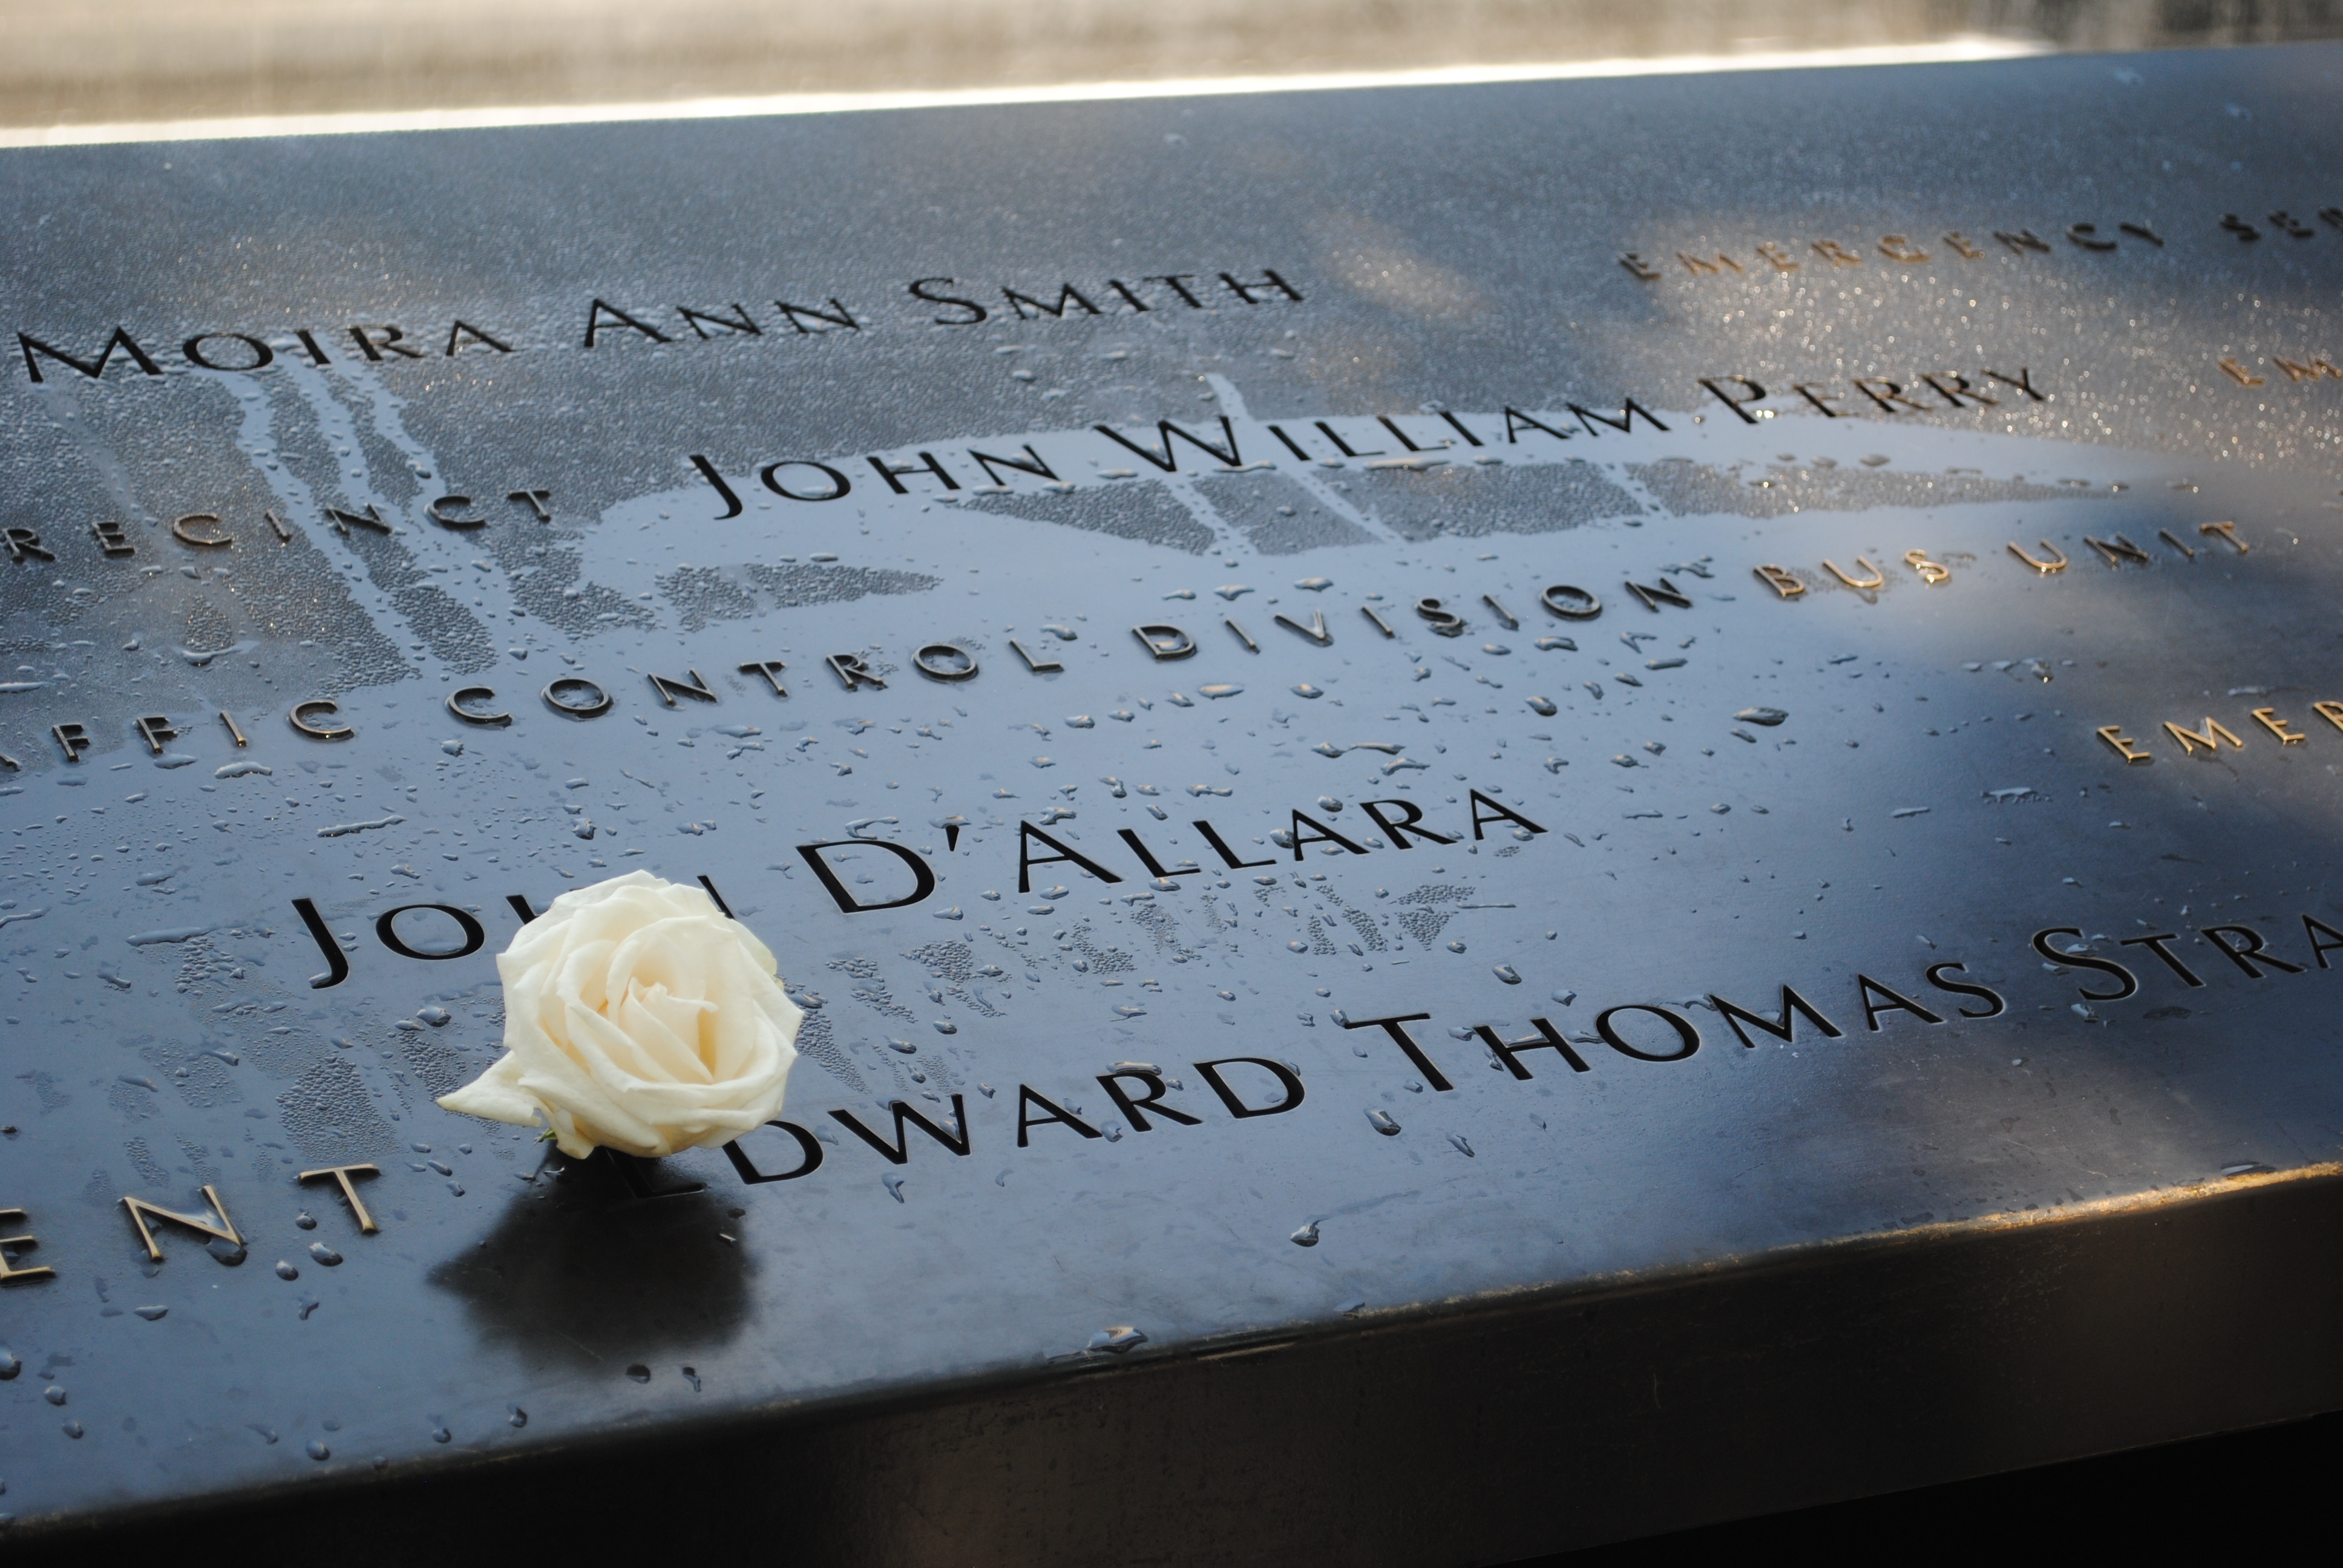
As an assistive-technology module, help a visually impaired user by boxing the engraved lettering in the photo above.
[825,653,885,690]
[134,714,180,754]
[1015,1085,1102,1146]
[1015,822,1122,892]
[1595,1004,1699,1061]
[1855,973,1943,1031]
[348,324,425,360]
[1193,1057,1306,1116]
[1699,376,1767,423]
[831,1096,971,1161]
[1922,962,2005,1018]
[1708,985,1842,1049]
[2200,924,2303,978]
[2117,933,2203,988]
[2031,927,2137,1001]
[581,299,668,347]
[1472,1018,1589,1077]
[797,839,938,912]
[1097,1070,1202,1131]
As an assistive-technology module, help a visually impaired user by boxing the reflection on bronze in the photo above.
[1482,594,1519,631]
[2066,223,2118,251]
[447,687,512,726]
[1224,618,1259,652]
[2157,529,2196,559]
[1810,240,1862,267]
[1752,564,1806,599]
[646,669,719,707]
[1822,557,1885,590]
[325,503,393,536]
[134,714,180,754]
[506,489,554,522]
[1904,550,1950,585]
[2164,717,2244,756]
[1275,610,1333,646]
[0,1207,54,1283]
[1677,252,1742,276]
[1133,625,1196,660]
[1878,234,1929,263]
[264,508,293,543]
[2198,520,2250,553]
[2273,355,2341,381]
[2220,358,2266,386]
[2007,540,2069,574]
[1539,584,1602,620]
[1359,604,1394,637]
[2085,534,2151,568]
[289,699,354,739]
[218,710,247,747]
[1754,242,1798,272]
[171,512,231,548]
[90,519,136,557]
[2251,707,2305,745]
[1699,376,1768,423]
[738,659,788,696]
[1009,638,1062,673]
[51,720,91,760]
[913,644,979,682]
[1852,378,1928,413]
[1941,231,1984,259]
[2315,701,2343,733]
[541,678,615,717]
[1617,252,1661,281]
[1414,598,1466,636]
[2096,726,2152,764]
[427,495,485,528]
[120,1185,242,1261]
[299,1165,382,1234]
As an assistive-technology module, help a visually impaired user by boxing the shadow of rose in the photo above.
[425,1148,752,1371]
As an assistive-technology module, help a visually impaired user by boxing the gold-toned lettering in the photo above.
[289,699,354,740]
[1920,373,1996,408]
[1009,639,1060,673]
[1810,240,1862,267]
[120,1185,241,1261]
[1878,234,1930,262]
[2220,358,2266,387]
[2272,355,2342,382]
[0,1207,54,1282]
[1752,564,1806,599]
[2198,520,2249,554]
[1617,252,1662,281]
[2096,726,2151,765]
[2007,540,2069,575]
[51,721,91,762]
[1792,383,1847,417]
[738,659,788,696]
[1822,557,1885,590]
[1852,377,1928,413]
[1942,231,1984,259]
[2251,708,2305,745]
[1754,242,1800,272]
[264,508,293,543]
[1903,550,1950,585]
[171,512,231,548]
[2084,534,2151,567]
[219,710,247,747]
[2313,701,2343,734]
[298,1165,382,1233]
[1677,252,1742,276]
[2157,529,2195,559]
[134,714,180,754]
[2163,717,2244,757]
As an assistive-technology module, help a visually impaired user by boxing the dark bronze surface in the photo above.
[2,42,2342,1555]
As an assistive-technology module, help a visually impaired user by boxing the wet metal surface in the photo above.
[2,44,2342,1541]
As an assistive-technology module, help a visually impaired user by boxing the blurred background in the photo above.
[3,0,2341,131]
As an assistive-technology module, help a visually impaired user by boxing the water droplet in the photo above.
[1446,940,1466,953]
[1447,1134,1476,1158]
[1289,1221,1320,1247]
[431,1426,452,1443]
[1493,965,1521,984]
[626,1364,651,1383]
[882,1173,906,1203]
[43,1385,66,1406]
[62,1420,83,1439]
[275,1261,299,1280]
[1735,707,1788,727]
[206,1239,247,1266]
[1367,1109,1401,1135]
[134,1305,167,1321]
[308,1243,343,1266]
[294,1211,317,1230]
[0,1348,18,1380]
[1316,796,1343,812]
[418,1005,451,1027]
[306,1440,330,1461]
[508,1406,528,1428]
[1287,940,1307,952]
[1087,1326,1146,1353]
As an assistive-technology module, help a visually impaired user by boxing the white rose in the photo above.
[437,870,802,1159]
